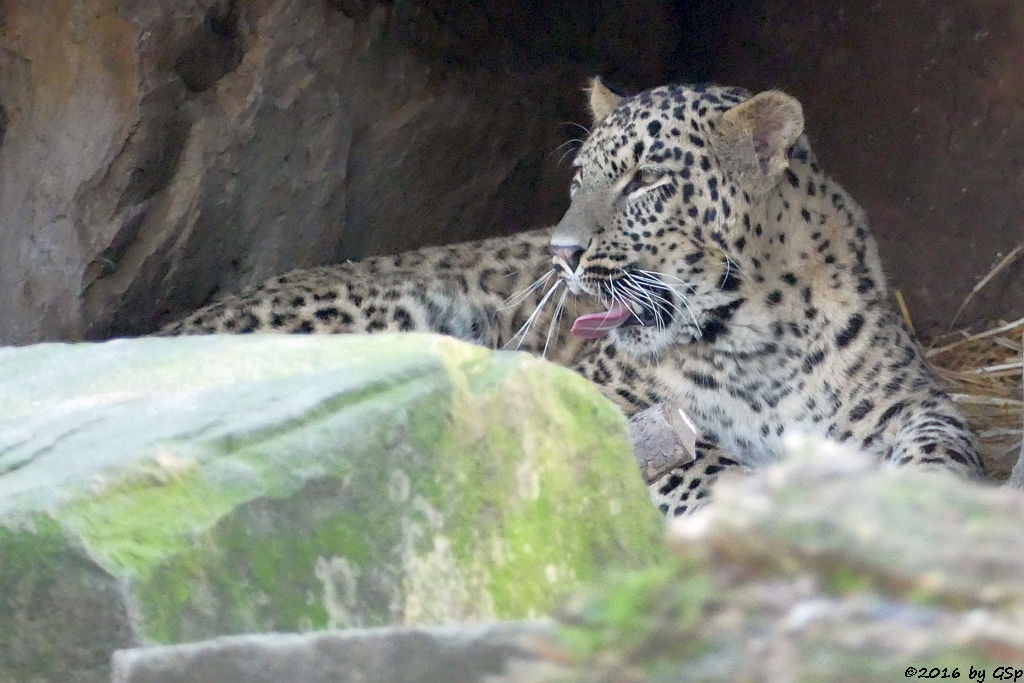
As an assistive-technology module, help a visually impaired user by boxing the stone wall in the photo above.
[710,1,1024,338]
[0,1,582,343]
[0,0,1020,344]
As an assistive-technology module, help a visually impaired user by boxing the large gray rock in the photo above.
[110,436,1024,682]
[0,0,581,344]
[0,334,662,683]
[111,621,554,683]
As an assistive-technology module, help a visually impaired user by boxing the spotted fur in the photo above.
[163,80,984,515]
[161,231,588,364]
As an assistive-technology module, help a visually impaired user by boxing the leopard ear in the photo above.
[714,91,804,190]
[587,77,622,125]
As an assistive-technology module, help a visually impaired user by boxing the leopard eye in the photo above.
[569,173,582,199]
[622,167,664,196]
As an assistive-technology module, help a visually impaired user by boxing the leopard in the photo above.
[161,78,984,516]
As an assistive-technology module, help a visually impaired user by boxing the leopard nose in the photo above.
[551,244,585,272]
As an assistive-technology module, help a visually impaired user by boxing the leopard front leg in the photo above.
[571,340,747,516]
[886,404,985,478]
[650,444,747,516]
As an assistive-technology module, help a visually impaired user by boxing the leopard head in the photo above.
[551,78,804,357]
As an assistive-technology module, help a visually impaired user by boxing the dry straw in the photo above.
[911,243,1024,481]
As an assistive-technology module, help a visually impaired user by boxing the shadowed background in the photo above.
[0,0,1020,343]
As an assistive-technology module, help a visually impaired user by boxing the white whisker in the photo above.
[542,288,569,358]
[552,138,583,155]
[554,139,585,167]
[561,121,591,136]
[506,280,562,350]
[608,277,644,325]
[501,269,554,311]
[621,275,669,332]
[635,269,698,293]
[626,271,703,337]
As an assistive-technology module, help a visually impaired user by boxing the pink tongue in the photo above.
[571,303,633,339]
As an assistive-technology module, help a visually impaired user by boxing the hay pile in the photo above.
[915,244,1024,482]
[926,317,1024,480]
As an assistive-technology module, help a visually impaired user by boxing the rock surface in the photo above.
[0,0,584,344]
[541,438,1024,680]
[712,1,1024,336]
[5,0,1017,346]
[111,621,554,683]
[107,438,1024,681]
[0,334,661,683]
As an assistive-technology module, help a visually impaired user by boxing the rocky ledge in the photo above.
[0,334,661,682]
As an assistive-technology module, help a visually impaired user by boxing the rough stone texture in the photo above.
[112,437,1024,682]
[528,438,1024,680]
[0,334,661,683]
[711,1,1024,337]
[0,0,704,346]
[111,621,554,683]
[0,1,575,344]
[2,0,1018,345]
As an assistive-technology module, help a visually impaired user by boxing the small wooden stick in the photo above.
[951,243,1024,327]
[628,403,698,483]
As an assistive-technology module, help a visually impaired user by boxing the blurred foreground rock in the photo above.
[542,438,1024,681]
[0,334,660,682]
[111,621,554,683]
[107,438,1024,682]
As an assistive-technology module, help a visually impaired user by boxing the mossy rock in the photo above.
[545,439,1024,681]
[0,334,661,683]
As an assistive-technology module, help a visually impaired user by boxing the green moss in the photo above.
[138,480,409,642]
[559,558,714,664]
[56,358,457,642]
[0,519,70,665]
[63,464,252,576]
[4,334,660,656]
[131,401,447,641]
[427,348,661,619]
[827,565,874,595]
[905,585,941,606]
[0,518,129,681]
